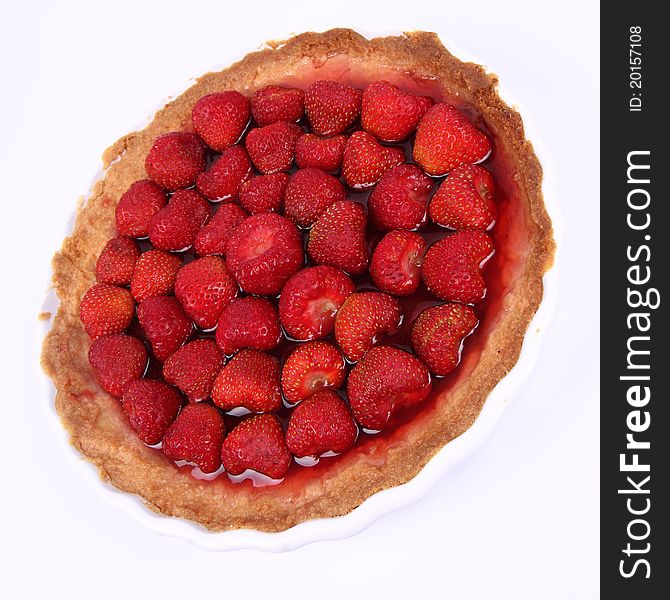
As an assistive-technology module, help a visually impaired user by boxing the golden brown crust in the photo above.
[41,29,554,532]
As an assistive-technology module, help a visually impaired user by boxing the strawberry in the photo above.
[239,172,289,215]
[429,163,496,230]
[79,283,134,339]
[130,249,182,303]
[251,85,305,126]
[162,403,226,473]
[115,179,167,238]
[281,341,346,405]
[410,303,478,376]
[422,230,494,303]
[191,91,250,151]
[194,203,248,257]
[225,212,303,295]
[341,131,404,189]
[95,237,140,286]
[244,121,302,174]
[347,346,431,430]
[137,295,193,362]
[286,389,357,457]
[162,338,223,401]
[195,145,252,202]
[174,256,238,330]
[295,133,347,172]
[333,291,403,362]
[413,103,491,176]
[144,131,206,190]
[370,230,426,296]
[211,349,281,413]
[215,297,281,355]
[88,333,148,397]
[284,168,347,228]
[148,189,210,252]
[278,265,355,341]
[122,379,183,445]
[304,80,362,136]
[368,164,433,231]
[220,414,291,479]
[307,200,369,275]
[361,81,432,142]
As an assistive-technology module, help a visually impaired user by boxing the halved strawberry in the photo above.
[130,249,182,303]
[115,179,167,238]
[88,333,148,397]
[245,121,302,174]
[145,132,206,190]
[251,85,305,126]
[194,203,249,257]
[195,145,252,202]
[215,296,281,355]
[162,403,226,473]
[122,379,183,445]
[95,237,140,286]
[148,189,210,252]
[286,389,357,457]
[220,414,291,479]
[239,172,289,215]
[284,168,346,228]
[341,131,404,189]
[192,91,250,151]
[295,133,347,172]
[334,292,403,362]
[279,265,355,341]
[347,346,431,430]
[162,339,223,401]
[422,230,494,303]
[304,80,362,136]
[370,230,427,296]
[79,283,134,339]
[281,341,346,405]
[410,303,478,376]
[211,349,281,413]
[137,295,193,362]
[174,255,238,330]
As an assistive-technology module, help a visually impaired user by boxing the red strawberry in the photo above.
[370,230,426,296]
[174,256,238,330]
[251,85,305,126]
[195,145,252,202]
[413,103,491,176]
[79,283,134,339]
[304,81,362,136]
[334,292,403,362]
[422,230,494,303]
[307,200,369,275]
[162,403,226,473]
[347,346,431,430]
[239,172,289,215]
[148,189,210,252]
[368,164,433,231]
[284,168,346,228]
[145,132,206,190]
[225,212,303,295]
[220,414,291,479]
[278,266,355,341]
[95,237,140,285]
[130,249,182,303]
[192,91,250,151]
[295,133,347,172]
[245,121,302,174]
[137,295,192,362]
[286,389,357,457]
[194,203,248,257]
[88,333,148,397]
[215,297,281,356]
[410,303,478,376]
[115,179,167,238]
[122,379,183,445]
[211,349,281,413]
[361,81,432,142]
[341,131,404,189]
[429,163,496,230]
[281,341,346,405]
[163,339,223,401]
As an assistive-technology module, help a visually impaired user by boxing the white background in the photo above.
[0,1,599,598]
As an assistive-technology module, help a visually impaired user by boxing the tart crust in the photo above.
[41,29,554,532]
